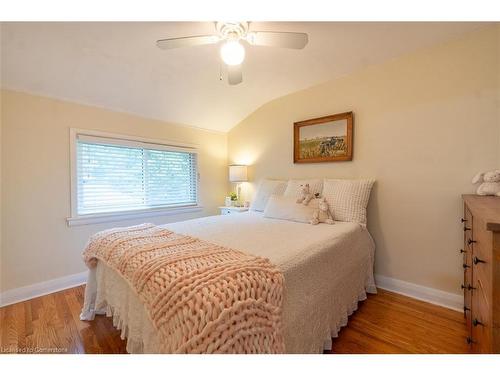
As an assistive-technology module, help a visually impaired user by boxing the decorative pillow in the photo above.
[322,179,375,224]
[250,179,288,212]
[283,179,323,199]
[263,195,318,223]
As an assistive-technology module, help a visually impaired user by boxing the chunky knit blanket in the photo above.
[82,223,285,353]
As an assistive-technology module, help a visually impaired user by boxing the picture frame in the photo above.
[293,111,353,163]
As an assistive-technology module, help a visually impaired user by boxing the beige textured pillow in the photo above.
[250,179,288,212]
[322,179,375,224]
[263,195,318,223]
[283,179,323,199]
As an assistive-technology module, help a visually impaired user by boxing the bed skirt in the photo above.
[81,260,376,353]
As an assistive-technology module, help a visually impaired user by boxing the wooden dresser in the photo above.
[461,195,500,353]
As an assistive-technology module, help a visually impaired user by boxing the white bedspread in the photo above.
[81,212,376,353]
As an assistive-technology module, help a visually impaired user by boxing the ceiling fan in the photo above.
[156,22,308,85]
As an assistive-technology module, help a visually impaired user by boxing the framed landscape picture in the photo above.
[293,111,353,163]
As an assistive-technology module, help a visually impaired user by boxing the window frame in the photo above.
[67,128,202,227]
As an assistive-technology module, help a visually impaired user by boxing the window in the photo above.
[68,130,200,225]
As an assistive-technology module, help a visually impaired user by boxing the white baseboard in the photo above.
[0,271,462,312]
[0,271,88,308]
[375,274,463,312]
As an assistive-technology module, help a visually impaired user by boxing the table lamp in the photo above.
[229,165,248,205]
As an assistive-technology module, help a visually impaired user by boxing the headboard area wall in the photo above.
[227,25,500,297]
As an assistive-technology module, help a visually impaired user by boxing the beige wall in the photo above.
[0,90,227,292]
[1,26,3,287]
[498,26,500,166]
[0,88,2,281]
[228,25,500,294]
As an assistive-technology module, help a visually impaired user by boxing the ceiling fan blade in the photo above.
[156,35,219,50]
[227,64,243,85]
[245,31,308,49]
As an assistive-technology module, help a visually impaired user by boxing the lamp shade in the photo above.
[229,165,248,182]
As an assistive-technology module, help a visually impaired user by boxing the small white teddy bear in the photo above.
[310,197,334,225]
[472,169,500,196]
[296,183,314,205]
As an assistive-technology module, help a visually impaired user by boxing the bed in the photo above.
[81,210,376,353]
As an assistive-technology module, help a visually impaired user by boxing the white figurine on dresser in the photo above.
[472,169,500,196]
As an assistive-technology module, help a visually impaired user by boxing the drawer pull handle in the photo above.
[462,284,476,291]
[472,318,484,327]
[466,336,475,344]
[461,218,467,223]
[467,239,476,245]
[459,249,465,254]
[463,227,471,232]
[463,306,470,312]
[473,256,485,265]
[463,263,470,269]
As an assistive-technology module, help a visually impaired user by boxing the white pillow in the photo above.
[263,195,318,223]
[322,179,375,224]
[250,179,288,212]
[283,179,323,199]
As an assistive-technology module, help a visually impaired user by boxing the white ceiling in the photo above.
[0,22,485,132]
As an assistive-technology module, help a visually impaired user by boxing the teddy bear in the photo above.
[310,197,334,225]
[296,183,314,205]
[472,169,500,196]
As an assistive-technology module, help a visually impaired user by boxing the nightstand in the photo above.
[219,206,249,215]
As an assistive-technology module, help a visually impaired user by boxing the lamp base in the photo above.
[236,183,241,202]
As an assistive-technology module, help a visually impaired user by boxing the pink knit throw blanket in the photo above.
[82,223,285,353]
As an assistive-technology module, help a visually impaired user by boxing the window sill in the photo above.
[66,205,204,227]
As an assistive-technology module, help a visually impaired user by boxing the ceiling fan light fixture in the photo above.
[220,40,245,66]
[156,22,308,85]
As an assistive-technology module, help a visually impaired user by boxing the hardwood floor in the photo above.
[0,286,468,354]
[328,289,469,354]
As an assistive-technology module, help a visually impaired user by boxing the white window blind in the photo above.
[76,134,198,216]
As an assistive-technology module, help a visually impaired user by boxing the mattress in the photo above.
[81,211,376,353]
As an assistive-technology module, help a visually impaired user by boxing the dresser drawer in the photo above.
[464,267,472,311]
[471,276,492,353]
[473,222,493,264]
[472,221,493,311]
[471,223,493,353]
[462,246,472,269]
[464,206,474,251]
